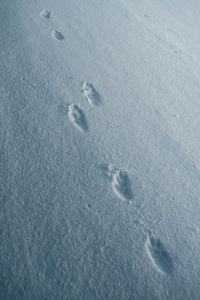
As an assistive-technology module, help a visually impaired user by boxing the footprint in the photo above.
[67,104,88,132]
[105,164,133,201]
[112,169,133,201]
[82,82,101,106]
[51,30,64,41]
[145,236,173,275]
[40,9,50,19]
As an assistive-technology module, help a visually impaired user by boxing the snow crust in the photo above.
[1,0,200,299]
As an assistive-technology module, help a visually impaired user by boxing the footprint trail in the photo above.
[82,82,101,106]
[67,104,88,132]
[145,236,173,275]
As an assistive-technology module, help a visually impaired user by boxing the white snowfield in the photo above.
[1,0,200,299]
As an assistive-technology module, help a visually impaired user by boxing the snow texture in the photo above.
[1,0,200,299]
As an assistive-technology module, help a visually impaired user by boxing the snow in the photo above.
[1,0,200,299]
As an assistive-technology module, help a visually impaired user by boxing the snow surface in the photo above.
[1,0,200,299]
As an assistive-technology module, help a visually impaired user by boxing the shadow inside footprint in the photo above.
[40,9,50,19]
[82,81,101,106]
[145,236,173,275]
[51,30,64,41]
[67,104,88,132]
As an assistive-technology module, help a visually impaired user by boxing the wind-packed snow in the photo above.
[1,0,200,299]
